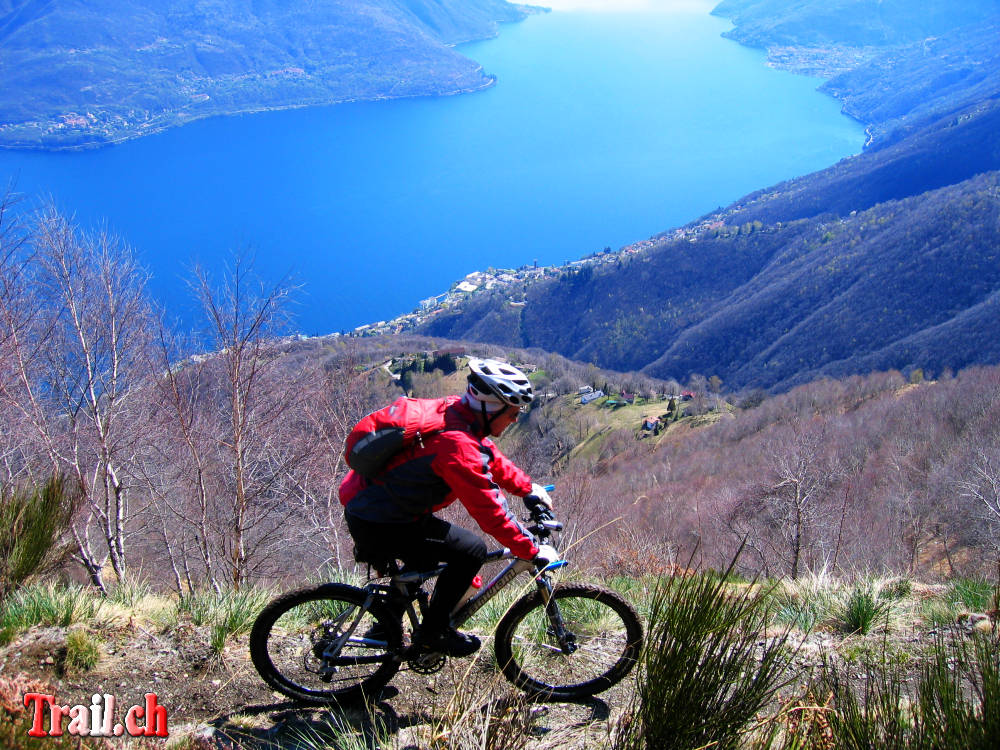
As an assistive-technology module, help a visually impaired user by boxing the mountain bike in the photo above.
[249,490,643,704]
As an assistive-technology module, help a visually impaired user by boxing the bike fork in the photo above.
[536,574,578,654]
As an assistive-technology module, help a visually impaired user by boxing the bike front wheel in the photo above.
[494,582,643,700]
[249,583,402,705]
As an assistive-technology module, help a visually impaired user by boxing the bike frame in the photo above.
[355,547,572,655]
[347,489,569,656]
[452,550,537,627]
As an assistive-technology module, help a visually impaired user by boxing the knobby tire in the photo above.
[494,582,643,700]
[249,583,402,705]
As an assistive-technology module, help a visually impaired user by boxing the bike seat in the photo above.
[352,546,441,583]
[352,545,400,576]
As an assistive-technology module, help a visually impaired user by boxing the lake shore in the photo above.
[0,75,500,154]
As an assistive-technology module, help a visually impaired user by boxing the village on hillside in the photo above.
[340,212,746,339]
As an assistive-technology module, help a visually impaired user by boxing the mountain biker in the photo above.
[343,358,555,657]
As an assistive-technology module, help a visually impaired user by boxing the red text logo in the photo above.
[22,693,169,738]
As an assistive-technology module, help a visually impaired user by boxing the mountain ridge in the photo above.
[0,0,535,150]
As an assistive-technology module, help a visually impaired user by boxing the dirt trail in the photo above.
[1,622,632,748]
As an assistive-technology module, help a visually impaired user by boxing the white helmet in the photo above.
[466,358,534,408]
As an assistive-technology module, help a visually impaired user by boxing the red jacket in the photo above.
[342,397,538,559]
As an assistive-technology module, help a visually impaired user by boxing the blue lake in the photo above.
[0,1,865,336]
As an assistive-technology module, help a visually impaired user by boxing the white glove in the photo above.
[533,543,559,568]
[525,483,553,509]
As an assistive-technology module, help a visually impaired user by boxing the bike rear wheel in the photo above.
[494,582,643,700]
[249,583,402,705]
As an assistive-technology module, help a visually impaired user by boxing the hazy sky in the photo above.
[541,0,712,12]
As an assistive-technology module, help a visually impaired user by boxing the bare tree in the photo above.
[0,187,35,486]
[137,321,225,593]
[958,446,1000,562]
[728,423,840,578]
[180,257,320,588]
[137,289,399,591]
[283,355,380,573]
[0,207,155,591]
[0,187,27,349]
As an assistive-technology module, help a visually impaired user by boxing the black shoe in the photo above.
[363,594,408,640]
[413,626,481,657]
[362,618,402,641]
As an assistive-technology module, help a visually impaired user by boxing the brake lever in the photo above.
[523,485,561,533]
[525,511,563,536]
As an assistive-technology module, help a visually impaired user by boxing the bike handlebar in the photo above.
[523,486,563,538]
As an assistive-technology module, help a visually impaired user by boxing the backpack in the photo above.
[339,396,458,505]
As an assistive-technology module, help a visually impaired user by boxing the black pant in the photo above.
[345,513,487,632]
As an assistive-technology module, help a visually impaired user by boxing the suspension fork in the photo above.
[535,566,578,654]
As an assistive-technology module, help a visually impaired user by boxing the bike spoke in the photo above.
[250,584,402,704]
[495,583,642,698]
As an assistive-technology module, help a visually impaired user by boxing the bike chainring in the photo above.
[407,650,447,674]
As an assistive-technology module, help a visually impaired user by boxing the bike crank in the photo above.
[408,650,447,674]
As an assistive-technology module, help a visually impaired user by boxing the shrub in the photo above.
[770,569,837,633]
[920,598,957,628]
[773,594,824,632]
[209,624,229,656]
[288,712,392,750]
[418,676,536,750]
[216,587,274,638]
[0,475,75,602]
[914,629,1000,746]
[879,577,913,601]
[178,585,275,654]
[176,589,215,625]
[819,627,1000,748]
[837,583,892,635]
[63,629,101,673]
[0,582,103,644]
[614,550,798,750]
[820,649,912,750]
[948,577,996,612]
[108,568,152,608]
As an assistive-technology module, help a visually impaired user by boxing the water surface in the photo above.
[0,1,864,335]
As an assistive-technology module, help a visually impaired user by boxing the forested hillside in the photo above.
[718,97,1000,225]
[712,0,998,48]
[712,1,1000,149]
[643,174,1000,388]
[418,168,1000,390]
[0,0,531,149]
[819,19,1000,147]
[415,0,1000,392]
[511,362,1000,581]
